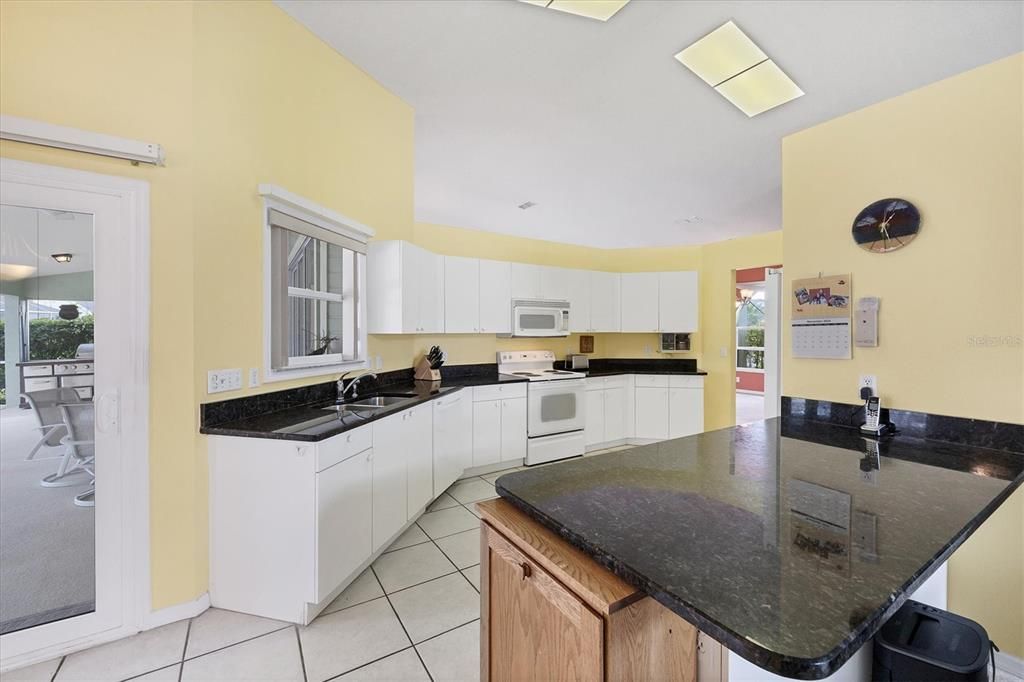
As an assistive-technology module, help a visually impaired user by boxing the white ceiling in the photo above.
[277,0,1023,248]
[0,205,94,280]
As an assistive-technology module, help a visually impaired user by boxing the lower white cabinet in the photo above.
[472,384,528,467]
[404,405,435,520]
[585,376,631,449]
[433,391,473,496]
[316,450,372,602]
[635,386,670,440]
[669,376,704,439]
[633,375,704,441]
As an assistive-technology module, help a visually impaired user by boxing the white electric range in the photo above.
[497,351,586,466]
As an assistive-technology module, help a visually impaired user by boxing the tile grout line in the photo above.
[177,617,192,682]
[369,566,434,682]
[320,645,417,682]
[178,625,294,666]
[413,617,481,648]
[294,625,308,682]
[426,526,480,593]
[48,656,65,682]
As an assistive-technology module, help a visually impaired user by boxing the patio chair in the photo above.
[59,402,95,508]
[20,387,80,461]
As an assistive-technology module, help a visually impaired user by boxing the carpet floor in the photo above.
[0,406,95,634]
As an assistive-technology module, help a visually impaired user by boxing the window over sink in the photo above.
[260,185,374,381]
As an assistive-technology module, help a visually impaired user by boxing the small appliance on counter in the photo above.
[566,353,589,371]
[415,345,445,381]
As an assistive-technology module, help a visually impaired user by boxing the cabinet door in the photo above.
[372,414,408,551]
[567,269,592,333]
[473,399,503,467]
[620,272,660,332]
[510,263,541,299]
[669,388,704,439]
[635,387,669,440]
[603,386,627,443]
[500,397,528,463]
[539,266,569,301]
[479,259,512,334]
[434,393,473,497]
[400,243,420,334]
[444,256,480,333]
[659,271,698,332]
[485,527,603,681]
[316,450,372,602]
[590,271,621,332]
[406,406,435,518]
[417,248,445,333]
[585,389,605,447]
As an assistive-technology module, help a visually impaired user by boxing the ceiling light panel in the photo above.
[674,21,766,87]
[519,0,631,22]
[714,59,804,117]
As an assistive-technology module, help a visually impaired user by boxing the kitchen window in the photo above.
[261,185,373,381]
[736,284,765,371]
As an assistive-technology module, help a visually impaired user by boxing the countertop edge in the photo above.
[495,467,1024,680]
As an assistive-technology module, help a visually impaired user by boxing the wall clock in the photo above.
[851,198,920,253]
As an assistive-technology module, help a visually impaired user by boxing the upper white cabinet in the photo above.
[510,263,542,299]
[479,259,512,335]
[659,271,698,332]
[511,263,569,301]
[590,271,621,332]
[368,240,443,334]
[444,256,480,333]
[567,270,592,333]
[539,266,570,301]
[620,273,660,332]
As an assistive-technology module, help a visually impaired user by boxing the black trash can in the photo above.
[873,600,992,681]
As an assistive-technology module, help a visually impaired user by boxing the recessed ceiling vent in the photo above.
[518,201,537,210]
[674,20,803,117]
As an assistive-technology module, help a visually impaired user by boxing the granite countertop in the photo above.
[494,418,1024,680]
[581,368,707,377]
[559,357,707,377]
[200,370,528,442]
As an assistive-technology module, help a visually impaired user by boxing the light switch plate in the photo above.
[208,368,242,394]
[248,368,260,388]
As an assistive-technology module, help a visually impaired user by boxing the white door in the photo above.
[539,266,569,300]
[371,413,407,551]
[443,256,479,333]
[479,259,511,335]
[499,398,527,463]
[432,393,466,496]
[417,248,444,333]
[510,263,541,299]
[658,271,698,332]
[668,388,703,439]
[585,389,605,447]
[590,272,620,332]
[472,400,502,467]
[0,159,149,667]
[764,268,783,418]
[405,406,434,518]
[620,273,659,332]
[315,451,372,602]
[567,270,591,333]
[603,386,627,443]
[635,387,669,440]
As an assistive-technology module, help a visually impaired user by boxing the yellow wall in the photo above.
[782,53,1024,656]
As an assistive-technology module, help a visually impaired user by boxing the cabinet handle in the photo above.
[520,561,532,580]
[346,435,352,443]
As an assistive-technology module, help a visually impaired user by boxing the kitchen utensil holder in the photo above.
[414,356,441,382]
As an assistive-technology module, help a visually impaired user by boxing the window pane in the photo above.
[736,299,765,327]
[280,227,343,295]
[737,349,764,369]
[737,327,764,348]
[288,296,343,358]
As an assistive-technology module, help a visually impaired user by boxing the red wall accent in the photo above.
[736,370,765,392]
[736,265,782,284]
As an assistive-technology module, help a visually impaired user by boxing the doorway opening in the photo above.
[734,265,782,425]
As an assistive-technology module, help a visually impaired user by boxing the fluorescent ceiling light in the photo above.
[715,59,803,117]
[674,21,766,87]
[519,0,630,22]
[674,20,803,117]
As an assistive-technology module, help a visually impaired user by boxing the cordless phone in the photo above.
[860,396,887,436]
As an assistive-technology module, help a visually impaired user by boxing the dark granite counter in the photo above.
[200,363,528,442]
[558,357,707,377]
[494,418,1024,680]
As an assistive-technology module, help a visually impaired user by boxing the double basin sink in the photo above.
[321,392,419,417]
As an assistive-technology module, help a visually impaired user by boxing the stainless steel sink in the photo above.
[322,395,412,414]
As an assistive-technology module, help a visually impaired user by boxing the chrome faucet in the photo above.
[337,371,378,403]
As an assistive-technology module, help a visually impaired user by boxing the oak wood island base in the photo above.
[477,498,721,682]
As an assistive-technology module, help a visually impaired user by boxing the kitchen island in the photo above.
[484,416,1024,681]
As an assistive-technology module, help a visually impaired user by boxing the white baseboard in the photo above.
[996,650,1024,679]
[143,592,210,630]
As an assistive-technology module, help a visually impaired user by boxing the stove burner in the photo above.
[512,371,539,376]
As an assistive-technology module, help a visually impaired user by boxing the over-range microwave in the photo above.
[504,299,571,337]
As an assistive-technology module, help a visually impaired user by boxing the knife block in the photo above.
[414,356,441,382]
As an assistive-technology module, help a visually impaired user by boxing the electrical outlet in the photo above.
[858,375,877,396]
[720,346,728,358]
[643,344,652,356]
[207,368,242,394]
[375,355,383,370]
[248,368,260,388]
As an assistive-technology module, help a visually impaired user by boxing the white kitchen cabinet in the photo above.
[604,383,628,443]
[316,450,372,602]
[444,256,480,333]
[540,266,570,301]
[567,269,592,333]
[371,412,409,551]
[405,405,435,518]
[472,383,528,467]
[590,271,621,332]
[433,391,472,496]
[585,388,605,448]
[668,376,704,439]
[368,240,444,334]
[635,386,670,440]
[479,259,512,334]
[499,397,528,463]
[620,273,660,332]
[510,263,542,299]
[659,271,699,332]
[585,376,631,449]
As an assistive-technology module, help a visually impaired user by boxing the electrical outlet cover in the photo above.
[858,375,877,395]
[249,368,260,388]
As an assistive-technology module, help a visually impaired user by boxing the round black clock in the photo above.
[852,198,920,253]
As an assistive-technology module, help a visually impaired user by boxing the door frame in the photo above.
[0,158,151,671]
[763,268,783,418]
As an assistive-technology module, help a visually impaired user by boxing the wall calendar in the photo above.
[791,274,852,359]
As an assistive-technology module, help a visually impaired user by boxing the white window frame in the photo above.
[735,287,766,373]
[260,184,374,383]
